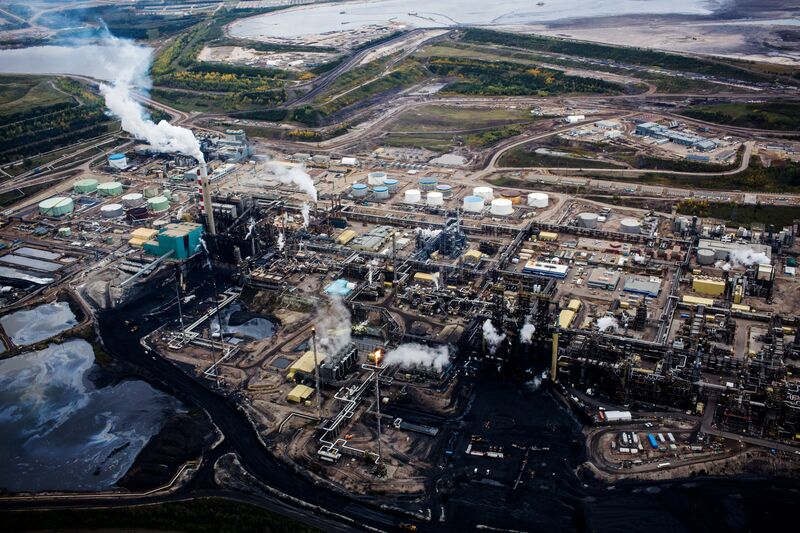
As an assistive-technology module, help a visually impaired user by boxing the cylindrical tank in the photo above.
[577,212,598,228]
[490,198,513,216]
[97,181,123,196]
[426,191,444,206]
[373,186,389,200]
[108,153,127,169]
[473,186,494,201]
[463,195,485,213]
[527,192,549,208]
[435,184,453,198]
[147,195,170,212]
[57,227,72,237]
[501,190,522,205]
[162,189,172,200]
[38,196,74,216]
[172,192,187,203]
[697,248,716,266]
[351,183,368,197]
[620,217,642,234]
[418,177,438,191]
[368,171,387,186]
[101,203,124,218]
[404,189,421,204]
[73,178,98,194]
[383,178,399,192]
[143,186,159,198]
[122,193,144,207]
[127,206,149,220]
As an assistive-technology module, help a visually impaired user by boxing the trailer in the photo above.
[667,432,676,443]
[658,433,666,443]
[648,434,659,449]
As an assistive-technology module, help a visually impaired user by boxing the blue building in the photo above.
[144,222,204,260]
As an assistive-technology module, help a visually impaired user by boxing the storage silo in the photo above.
[143,185,159,198]
[697,248,716,266]
[101,203,124,218]
[38,196,74,216]
[97,181,123,196]
[435,184,453,198]
[122,193,144,207]
[373,186,390,200]
[108,153,127,169]
[463,195,484,213]
[490,198,513,216]
[351,183,368,197]
[383,178,399,192]
[426,191,444,206]
[620,217,642,234]
[576,212,599,228]
[473,186,494,201]
[418,177,438,191]
[404,189,421,204]
[147,196,170,212]
[527,192,549,208]
[368,171,387,186]
[73,178,99,194]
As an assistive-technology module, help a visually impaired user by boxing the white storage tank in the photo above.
[351,183,368,197]
[373,186,390,200]
[426,191,444,206]
[404,189,421,204]
[577,212,599,229]
[143,185,159,198]
[490,198,513,216]
[473,186,494,201]
[101,203,124,218]
[108,153,127,170]
[368,171,387,186]
[697,248,716,266]
[463,195,484,213]
[620,217,642,234]
[527,192,549,208]
[383,178,399,192]
[122,193,144,207]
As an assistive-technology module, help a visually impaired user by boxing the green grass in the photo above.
[0,498,318,533]
[388,104,532,132]
[680,101,800,131]
[677,200,800,227]
[0,75,72,117]
[381,133,458,151]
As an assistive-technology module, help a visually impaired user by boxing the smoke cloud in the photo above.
[597,316,619,332]
[482,319,506,354]
[301,203,311,229]
[520,319,536,344]
[267,161,318,202]
[314,296,352,359]
[716,249,771,271]
[524,371,548,392]
[384,343,450,371]
[276,232,285,252]
[97,33,204,162]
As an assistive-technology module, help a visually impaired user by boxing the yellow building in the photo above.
[287,384,314,403]
[567,299,582,312]
[682,295,714,307]
[539,231,559,242]
[558,309,576,329]
[128,227,159,247]
[336,229,356,245]
[463,249,483,265]
[286,350,326,382]
[692,277,725,297]
[413,272,439,286]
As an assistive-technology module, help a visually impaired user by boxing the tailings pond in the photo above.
[0,301,79,346]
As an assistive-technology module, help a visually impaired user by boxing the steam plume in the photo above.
[716,249,771,271]
[315,296,351,358]
[482,319,506,355]
[597,316,619,332]
[384,343,450,371]
[520,319,535,344]
[301,203,311,229]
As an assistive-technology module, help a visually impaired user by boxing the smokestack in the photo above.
[197,160,216,235]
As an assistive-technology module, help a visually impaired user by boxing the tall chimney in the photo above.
[197,160,216,235]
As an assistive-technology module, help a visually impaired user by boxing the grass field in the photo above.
[381,132,458,151]
[680,101,800,131]
[0,75,72,117]
[387,104,533,133]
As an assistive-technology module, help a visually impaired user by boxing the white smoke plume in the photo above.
[267,161,318,202]
[301,203,311,229]
[597,316,619,332]
[245,217,256,240]
[716,249,771,271]
[520,319,536,344]
[482,319,506,355]
[97,33,204,162]
[276,232,285,251]
[524,371,548,392]
[198,234,212,269]
[415,228,441,239]
[384,343,450,371]
[314,296,352,359]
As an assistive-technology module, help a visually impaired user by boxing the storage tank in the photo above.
[101,203,124,218]
[527,192,549,208]
[697,248,716,266]
[97,181,123,196]
[351,183,368,197]
[122,193,144,207]
[368,171,387,186]
[463,195,484,213]
[127,206,149,220]
[501,190,522,205]
[143,185,159,198]
[576,212,599,228]
[490,198,513,216]
[383,178,399,192]
[147,195,170,212]
[418,177,438,191]
[38,196,74,216]
[435,184,453,198]
[473,186,494,201]
[172,192,187,203]
[620,217,642,234]
[404,189,421,204]
[73,178,98,194]
[373,186,389,200]
[108,153,127,169]
[426,191,444,206]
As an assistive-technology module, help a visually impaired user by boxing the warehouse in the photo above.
[523,261,569,279]
[587,269,621,290]
[623,275,661,297]
[350,226,393,252]
[692,277,725,296]
[287,384,314,404]
[287,350,326,382]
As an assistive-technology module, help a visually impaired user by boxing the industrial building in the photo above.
[635,122,716,150]
[143,222,204,260]
[587,269,621,290]
[623,275,661,297]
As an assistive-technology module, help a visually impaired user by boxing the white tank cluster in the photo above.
[373,186,389,200]
[490,198,513,216]
[473,186,494,201]
[351,183,368,197]
[462,195,484,213]
[368,171,387,186]
[100,203,124,218]
[404,189,421,204]
[620,217,642,234]
[426,191,444,206]
[697,248,716,265]
[577,212,599,229]
[383,178,400,192]
[527,192,549,208]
